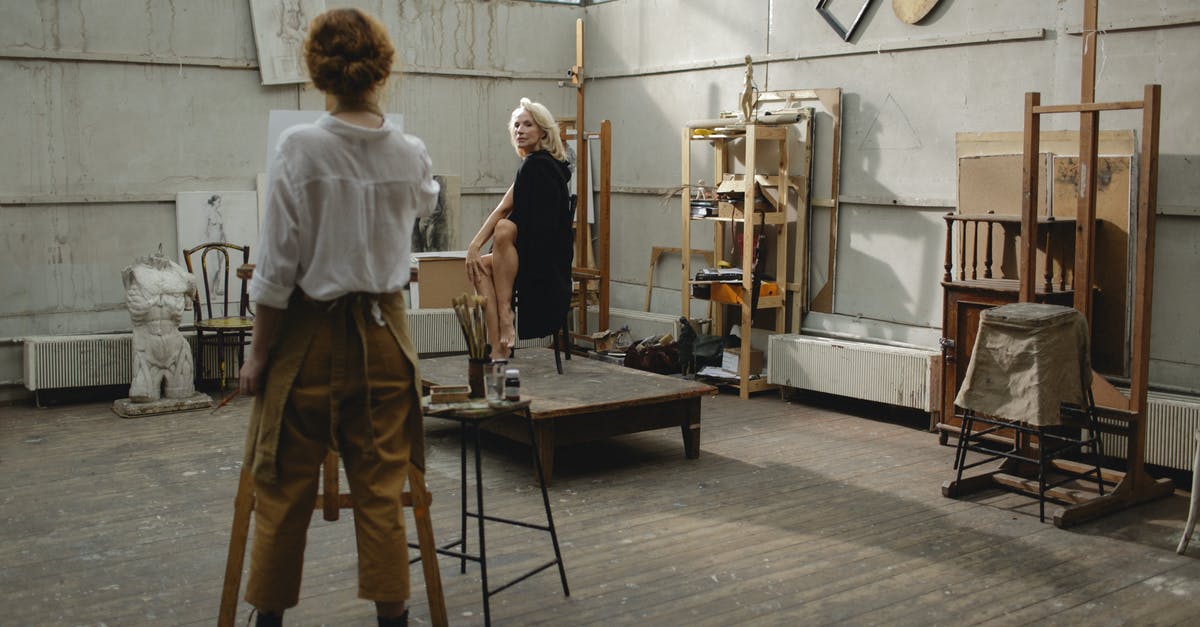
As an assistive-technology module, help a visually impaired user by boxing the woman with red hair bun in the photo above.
[239,8,436,626]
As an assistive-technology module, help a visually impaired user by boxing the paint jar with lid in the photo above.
[504,369,520,402]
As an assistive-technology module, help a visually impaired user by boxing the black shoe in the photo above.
[252,609,282,627]
[377,609,408,627]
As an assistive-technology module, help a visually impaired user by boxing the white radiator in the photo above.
[407,309,551,355]
[24,334,242,391]
[586,307,681,340]
[1099,391,1200,472]
[767,334,938,412]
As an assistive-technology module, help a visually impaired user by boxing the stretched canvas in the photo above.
[249,0,326,85]
[175,191,260,311]
[265,110,403,171]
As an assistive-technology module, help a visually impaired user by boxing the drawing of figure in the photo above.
[123,254,198,402]
[276,1,308,51]
[204,194,227,297]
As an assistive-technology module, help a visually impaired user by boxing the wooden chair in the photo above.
[218,452,448,626]
[182,242,254,389]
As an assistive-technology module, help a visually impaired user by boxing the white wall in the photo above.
[582,0,1200,392]
[0,0,581,399]
[1,0,1197,398]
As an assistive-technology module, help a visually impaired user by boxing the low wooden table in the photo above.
[419,349,715,482]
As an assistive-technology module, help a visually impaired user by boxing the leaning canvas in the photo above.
[249,0,326,85]
[175,191,260,311]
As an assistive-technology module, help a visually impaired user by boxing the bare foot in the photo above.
[498,311,516,358]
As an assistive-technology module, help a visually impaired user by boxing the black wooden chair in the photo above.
[182,242,254,389]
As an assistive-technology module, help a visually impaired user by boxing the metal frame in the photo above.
[815,0,877,42]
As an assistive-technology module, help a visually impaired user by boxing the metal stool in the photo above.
[425,399,569,626]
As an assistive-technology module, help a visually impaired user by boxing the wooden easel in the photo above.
[944,0,1172,527]
[218,455,448,626]
[558,18,611,339]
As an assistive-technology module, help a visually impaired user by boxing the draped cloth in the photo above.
[507,149,574,340]
[955,302,1090,427]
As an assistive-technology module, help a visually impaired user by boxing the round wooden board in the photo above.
[892,0,942,24]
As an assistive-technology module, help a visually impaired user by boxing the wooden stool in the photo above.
[218,452,448,626]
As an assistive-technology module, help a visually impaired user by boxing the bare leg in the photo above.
[471,254,502,357]
[491,219,519,357]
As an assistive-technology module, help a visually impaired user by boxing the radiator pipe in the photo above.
[797,326,936,353]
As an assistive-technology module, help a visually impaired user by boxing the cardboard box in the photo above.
[722,347,764,374]
[412,251,472,309]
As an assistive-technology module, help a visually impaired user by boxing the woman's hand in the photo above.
[239,351,267,396]
[465,244,483,285]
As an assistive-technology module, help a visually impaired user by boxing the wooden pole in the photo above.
[572,18,590,335]
[1019,92,1041,302]
[598,120,611,331]
[1128,84,1162,483]
[1073,0,1100,319]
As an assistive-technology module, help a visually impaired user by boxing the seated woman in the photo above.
[465,98,573,359]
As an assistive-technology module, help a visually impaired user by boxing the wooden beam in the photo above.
[1073,107,1100,320]
[1081,0,1098,104]
[598,119,611,331]
[1032,100,1145,114]
[1128,84,1161,474]
[1019,92,1041,302]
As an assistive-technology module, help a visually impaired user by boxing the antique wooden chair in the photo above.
[182,242,254,389]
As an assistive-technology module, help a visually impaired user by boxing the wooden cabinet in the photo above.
[681,123,795,398]
[937,212,1077,438]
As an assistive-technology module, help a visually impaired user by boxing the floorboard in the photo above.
[2,386,1198,625]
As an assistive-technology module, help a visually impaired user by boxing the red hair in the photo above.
[303,8,395,100]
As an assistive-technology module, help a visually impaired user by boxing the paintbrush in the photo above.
[211,388,239,414]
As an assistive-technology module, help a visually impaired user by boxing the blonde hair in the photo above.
[509,98,566,161]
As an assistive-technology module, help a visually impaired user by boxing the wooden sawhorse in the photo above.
[218,452,448,627]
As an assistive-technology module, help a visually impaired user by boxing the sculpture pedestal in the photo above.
[112,393,213,418]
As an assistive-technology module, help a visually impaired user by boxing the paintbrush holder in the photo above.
[467,358,487,398]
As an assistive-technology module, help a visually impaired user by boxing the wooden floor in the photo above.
[3,386,1200,625]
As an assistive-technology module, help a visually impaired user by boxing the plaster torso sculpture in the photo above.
[123,254,198,402]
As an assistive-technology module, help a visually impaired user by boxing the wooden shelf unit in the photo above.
[681,123,793,398]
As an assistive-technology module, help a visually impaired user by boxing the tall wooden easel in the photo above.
[947,0,1172,527]
[560,19,610,339]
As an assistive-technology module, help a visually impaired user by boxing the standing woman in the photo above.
[238,8,438,626]
[465,98,574,359]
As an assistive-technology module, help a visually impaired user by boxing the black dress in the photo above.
[506,149,574,339]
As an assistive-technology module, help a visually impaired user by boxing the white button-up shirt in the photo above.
[251,114,439,309]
